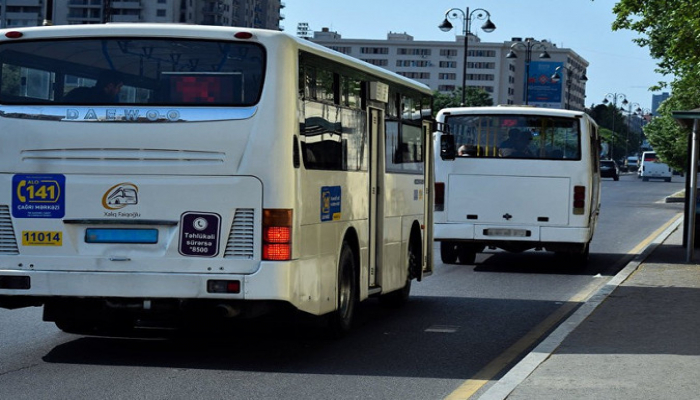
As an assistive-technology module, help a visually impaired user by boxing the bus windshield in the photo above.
[0,38,265,106]
[445,114,581,160]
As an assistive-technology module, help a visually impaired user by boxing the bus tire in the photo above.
[327,242,357,337]
[440,242,459,264]
[457,245,477,265]
[54,318,97,335]
[380,230,419,307]
[556,242,590,269]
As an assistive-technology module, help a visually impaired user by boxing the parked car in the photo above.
[600,159,620,181]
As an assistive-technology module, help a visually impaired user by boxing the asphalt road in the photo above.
[0,172,685,400]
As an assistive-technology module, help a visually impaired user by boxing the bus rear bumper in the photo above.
[0,259,332,316]
[435,223,592,244]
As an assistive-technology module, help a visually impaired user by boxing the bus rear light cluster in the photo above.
[207,280,240,294]
[573,185,585,215]
[262,209,292,261]
[435,182,445,211]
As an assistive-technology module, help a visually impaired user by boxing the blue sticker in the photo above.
[12,174,65,218]
[321,186,341,222]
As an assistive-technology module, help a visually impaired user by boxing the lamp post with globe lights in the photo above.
[603,93,628,160]
[507,39,551,105]
[438,6,496,106]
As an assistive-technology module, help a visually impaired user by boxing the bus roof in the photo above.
[438,106,590,119]
[0,23,432,96]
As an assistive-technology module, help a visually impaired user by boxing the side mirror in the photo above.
[440,134,456,160]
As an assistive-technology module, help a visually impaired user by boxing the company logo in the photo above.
[102,183,139,210]
[65,108,181,122]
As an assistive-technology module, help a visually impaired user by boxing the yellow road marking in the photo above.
[445,213,682,400]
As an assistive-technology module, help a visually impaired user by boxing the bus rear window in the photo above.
[0,38,265,106]
[445,114,581,160]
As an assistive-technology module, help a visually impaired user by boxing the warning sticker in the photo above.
[178,212,221,257]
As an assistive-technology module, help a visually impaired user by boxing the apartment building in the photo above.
[0,0,284,30]
[309,28,589,110]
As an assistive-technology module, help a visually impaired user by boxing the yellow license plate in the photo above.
[22,231,62,246]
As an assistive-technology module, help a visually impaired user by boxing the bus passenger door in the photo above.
[421,119,434,277]
[368,107,384,289]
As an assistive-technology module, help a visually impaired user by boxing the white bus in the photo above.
[0,24,434,336]
[434,106,601,267]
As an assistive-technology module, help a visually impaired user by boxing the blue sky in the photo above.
[282,0,669,111]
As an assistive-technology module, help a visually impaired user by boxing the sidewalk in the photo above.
[478,217,700,399]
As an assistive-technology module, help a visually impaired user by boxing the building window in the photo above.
[362,59,388,66]
[440,49,458,57]
[397,48,431,56]
[396,60,430,67]
[439,61,457,68]
[360,47,389,54]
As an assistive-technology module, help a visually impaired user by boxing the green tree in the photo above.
[641,96,688,172]
[587,103,633,160]
[611,0,700,172]
[432,87,493,115]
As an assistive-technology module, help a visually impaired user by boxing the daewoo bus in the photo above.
[434,106,600,267]
[0,24,434,336]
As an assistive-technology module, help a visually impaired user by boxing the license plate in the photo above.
[22,231,62,246]
[484,228,530,237]
[85,228,158,244]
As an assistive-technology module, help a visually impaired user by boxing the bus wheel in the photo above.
[328,242,357,337]
[54,318,98,335]
[556,243,590,270]
[380,233,419,307]
[440,242,459,264]
[457,245,477,265]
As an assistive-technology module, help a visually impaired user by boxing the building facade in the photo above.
[309,28,589,110]
[651,92,670,116]
[0,0,283,29]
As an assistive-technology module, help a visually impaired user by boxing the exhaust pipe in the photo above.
[215,304,241,318]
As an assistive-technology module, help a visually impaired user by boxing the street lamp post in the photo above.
[506,39,551,105]
[438,7,496,106]
[550,66,588,110]
[603,93,628,160]
[638,107,651,153]
[625,102,641,158]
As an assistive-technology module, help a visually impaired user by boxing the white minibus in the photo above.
[0,24,434,336]
[434,106,601,267]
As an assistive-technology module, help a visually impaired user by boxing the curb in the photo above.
[475,216,683,400]
[665,189,686,203]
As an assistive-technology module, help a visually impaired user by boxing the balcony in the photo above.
[110,1,142,10]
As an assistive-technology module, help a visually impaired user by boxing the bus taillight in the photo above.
[263,209,292,261]
[573,186,585,215]
[435,182,445,211]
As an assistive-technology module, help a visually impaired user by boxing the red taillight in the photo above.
[435,182,445,211]
[573,185,585,214]
[263,209,292,261]
[234,31,253,39]
[5,31,23,39]
[207,280,241,293]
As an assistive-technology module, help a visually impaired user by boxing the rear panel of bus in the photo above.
[0,25,307,314]
[434,107,600,251]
